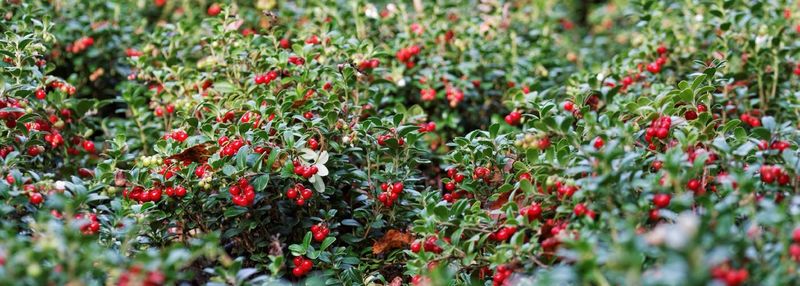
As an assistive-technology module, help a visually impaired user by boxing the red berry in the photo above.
[410,240,422,253]
[207,3,221,16]
[646,62,661,74]
[286,188,298,199]
[621,76,633,86]
[593,137,604,149]
[29,192,43,204]
[82,140,96,153]
[656,44,668,55]
[174,186,186,197]
[563,101,575,112]
[35,89,46,100]
[653,193,671,208]
[687,179,701,192]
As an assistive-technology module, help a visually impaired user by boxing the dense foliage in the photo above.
[3,0,800,285]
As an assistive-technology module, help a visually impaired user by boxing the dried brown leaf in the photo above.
[372,229,414,255]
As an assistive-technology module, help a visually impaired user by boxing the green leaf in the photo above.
[320,237,336,250]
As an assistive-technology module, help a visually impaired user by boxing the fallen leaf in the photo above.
[372,229,414,255]
[167,142,217,164]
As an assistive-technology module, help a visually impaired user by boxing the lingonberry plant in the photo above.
[3,0,800,285]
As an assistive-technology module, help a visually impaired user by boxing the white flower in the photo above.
[755,36,768,50]
[54,181,66,191]
[365,4,378,19]
[645,212,699,250]
[300,149,329,185]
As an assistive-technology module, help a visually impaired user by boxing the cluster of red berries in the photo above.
[26,145,44,157]
[489,226,517,241]
[169,129,188,143]
[154,104,175,117]
[396,45,421,68]
[649,193,671,220]
[0,146,13,159]
[357,58,380,70]
[739,113,762,127]
[310,223,330,242]
[684,104,707,120]
[285,183,313,205]
[288,55,305,66]
[291,256,313,277]
[492,264,514,286]
[239,111,264,128]
[123,186,163,202]
[760,165,791,185]
[620,75,635,90]
[686,145,717,165]
[417,121,436,133]
[157,162,181,180]
[555,181,578,198]
[710,265,748,286]
[66,36,94,54]
[194,163,211,178]
[519,203,542,221]
[758,140,791,152]
[307,138,319,150]
[164,185,187,197]
[44,131,64,148]
[292,160,319,179]
[504,111,522,126]
[411,275,431,286]
[219,136,246,157]
[377,132,405,146]
[124,48,143,57]
[645,44,669,74]
[229,178,256,207]
[0,97,25,128]
[254,70,279,85]
[75,213,101,235]
[117,265,165,286]
[789,228,800,261]
[573,203,596,219]
[215,110,236,123]
[645,115,672,149]
[377,181,404,207]
[24,184,44,204]
[445,87,464,106]
[305,35,320,45]
[50,80,77,95]
[442,191,470,203]
[420,88,436,101]
[473,166,491,181]
[410,236,443,254]
[443,167,466,202]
